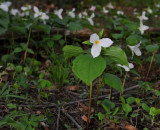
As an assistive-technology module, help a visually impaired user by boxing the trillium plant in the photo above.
[63,30,129,129]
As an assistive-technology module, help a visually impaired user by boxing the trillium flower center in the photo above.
[95,40,100,44]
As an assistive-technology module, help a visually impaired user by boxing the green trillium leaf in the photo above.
[102,46,129,67]
[104,73,123,92]
[72,54,106,85]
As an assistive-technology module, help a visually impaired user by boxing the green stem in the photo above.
[12,32,14,51]
[94,77,102,113]
[86,83,93,130]
[120,71,127,99]
[24,28,31,63]
[145,52,155,81]
[110,87,112,101]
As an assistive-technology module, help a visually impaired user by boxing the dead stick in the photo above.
[0,85,139,107]
[56,107,61,130]
[61,108,82,129]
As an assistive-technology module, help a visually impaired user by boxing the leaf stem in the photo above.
[24,28,32,63]
[120,71,127,99]
[94,77,102,113]
[145,52,155,81]
[86,83,93,130]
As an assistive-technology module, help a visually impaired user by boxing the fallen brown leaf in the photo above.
[125,125,137,130]
[68,85,79,91]
[81,115,88,122]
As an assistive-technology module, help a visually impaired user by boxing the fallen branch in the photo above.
[61,108,83,129]
[0,85,139,107]
[56,107,61,130]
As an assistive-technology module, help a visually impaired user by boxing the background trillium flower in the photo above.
[103,7,108,13]
[10,9,19,16]
[90,5,96,11]
[82,10,88,17]
[138,11,148,22]
[117,63,134,71]
[117,10,124,15]
[128,42,142,57]
[68,8,75,18]
[90,33,113,58]
[0,1,12,12]
[139,22,149,34]
[55,8,63,19]
[87,13,95,25]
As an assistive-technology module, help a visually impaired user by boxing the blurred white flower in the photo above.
[21,5,31,16]
[41,12,49,20]
[139,21,149,34]
[78,13,82,18]
[10,9,19,16]
[103,7,108,13]
[54,8,63,19]
[82,10,88,17]
[147,8,152,14]
[34,6,42,18]
[90,5,96,11]
[128,42,142,57]
[89,33,113,58]
[156,4,160,8]
[68,8,75,18]
[117,63,134,71]
[0,1,12,12]
[117,10,124,15]
[108,2,114,9]
[87,13,95,25]
[138,11,148,22]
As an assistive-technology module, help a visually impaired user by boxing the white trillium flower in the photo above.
[0,1,12,12]
[82,10,88,17]
[139,22,149,34]
[90,5,96,11]
[10,9,19,16]
[128,42,142,57]
[147,8,152,14]
[21,5,31,16]
[108,2,114,9]
[34,6,42,18]
[78,13,82,18]
[68,8,75,18]
[138,11,148,22]
[156,4,160,8]
[3,1,12,7]
[87,13,95,26]
[33,6,49,22]
[41,12,49,20]
[117,10,124,15]
[90,33,113,58]
[0,4,9,12]
[117,63,134,72]
[54,8,63,19]
[103,7,108,13]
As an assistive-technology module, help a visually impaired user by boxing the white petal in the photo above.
[34,6,39,13]
[89,33,99,44]
[129,63,134,69]
[34,13,39,18]
[99,38,113,47]
[88,18,94,25]
[0,5,8,12]
[134,48,142,56]
[91,44,101,58]
[21,6,27,11]
[117,64,129,71]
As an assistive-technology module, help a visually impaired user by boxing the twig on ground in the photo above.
[56,107,61,130]
[61,108,83,129]
[0,85,139,107]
